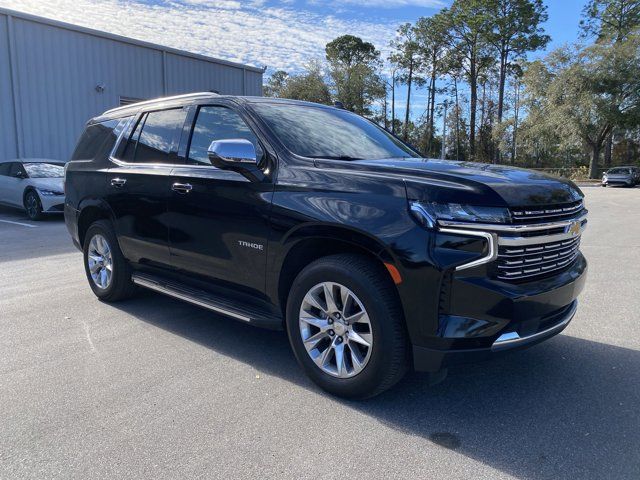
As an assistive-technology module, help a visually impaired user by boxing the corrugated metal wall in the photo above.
[0,14,18,161]
[0,9,263,162]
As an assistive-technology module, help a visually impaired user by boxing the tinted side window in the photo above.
[122,108,187,164]
[121,116,145,163]
[72,119,121,160]
[187,106,263,166]
[0,163,11,176]
[9,163,26,177]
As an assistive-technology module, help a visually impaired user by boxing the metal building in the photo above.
[0,7,264,162]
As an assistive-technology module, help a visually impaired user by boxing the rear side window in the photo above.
[121,108,187,164]
[72,119,120,160]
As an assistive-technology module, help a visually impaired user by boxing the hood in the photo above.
[28,177,64,193]
[339,158,583,207]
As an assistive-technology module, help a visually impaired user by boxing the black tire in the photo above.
[286,254,408,399]
[83,220,137,302]
[24,190,44,220]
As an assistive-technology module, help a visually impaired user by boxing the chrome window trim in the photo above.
[439,228,498,271]
[108,115,136,160]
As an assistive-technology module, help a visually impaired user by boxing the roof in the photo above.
[95,93,339,121]
[0,7,265,74]
[0,158,63,163]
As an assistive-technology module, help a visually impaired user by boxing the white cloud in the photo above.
[0,0,401,72]
[333,0,444,7]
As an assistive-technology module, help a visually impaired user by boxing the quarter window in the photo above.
[121,108,187,164]
[187,106,263,166]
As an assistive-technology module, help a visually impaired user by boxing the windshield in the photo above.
[608,168,631,174]
[252,103,420,160]
[23,163,64,178]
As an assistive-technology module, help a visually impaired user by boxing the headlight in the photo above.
[411,202,511,227]
[38,189,64,196]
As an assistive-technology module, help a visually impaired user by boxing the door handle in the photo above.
[172,182,193,194]
[110,178,126,187]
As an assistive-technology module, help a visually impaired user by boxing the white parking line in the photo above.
[0,219,37,228]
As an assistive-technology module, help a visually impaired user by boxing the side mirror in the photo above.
[14,171,26,179]
[207,139,257,169]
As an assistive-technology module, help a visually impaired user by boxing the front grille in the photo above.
[510,200,584,224]
[497,235,581,281]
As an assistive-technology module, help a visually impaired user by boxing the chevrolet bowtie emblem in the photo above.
[567,221,581,236]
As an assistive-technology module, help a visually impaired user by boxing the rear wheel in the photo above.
[24,190,43,220]
[286,254,408,399]
[83,220,136,301]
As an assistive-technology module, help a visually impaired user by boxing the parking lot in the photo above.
[1,186,639,480]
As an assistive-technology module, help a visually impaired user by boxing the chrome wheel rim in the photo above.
[299,282,373,378]
[87,234,113,290]
[26,194,38,218]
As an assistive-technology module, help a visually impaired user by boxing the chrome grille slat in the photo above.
[511,200,584,222]
[498,246,578,270]
[496,200,585,281]
[501,236,580,257]
[497,235,581,280]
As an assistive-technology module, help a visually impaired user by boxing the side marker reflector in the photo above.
[384,263,402,285]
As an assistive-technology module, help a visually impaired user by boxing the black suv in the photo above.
[65,93,588,398]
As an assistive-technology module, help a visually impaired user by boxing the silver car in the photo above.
[602,166,640,187]
[0,159,65,220]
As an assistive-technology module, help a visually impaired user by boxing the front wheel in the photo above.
[83,220,136,302]
[286,254,408,399]
[24,190,43,220]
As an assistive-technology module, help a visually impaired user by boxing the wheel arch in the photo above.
[22,186,39,207]
[77,199,117,248]
[274,225,402,320]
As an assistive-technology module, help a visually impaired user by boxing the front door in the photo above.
[167,104,274,295]
[0,163,27,208]
[107,107,188,268]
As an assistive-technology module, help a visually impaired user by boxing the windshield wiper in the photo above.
[307,155,364,160]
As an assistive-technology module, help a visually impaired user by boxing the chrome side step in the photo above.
[491,301,577,352]
[131,272,283,329]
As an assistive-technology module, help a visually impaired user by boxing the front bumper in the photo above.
[603,177,633,186]
[413,253,587,372]
[40,194,65,213]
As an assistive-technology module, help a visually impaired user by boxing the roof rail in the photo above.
[103,91,219,116]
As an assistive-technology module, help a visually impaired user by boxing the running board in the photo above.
[131,272,283,330]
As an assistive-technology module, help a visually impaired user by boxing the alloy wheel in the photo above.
[299,282,374,378]
[26,193,39,218]
[87,234,113,289]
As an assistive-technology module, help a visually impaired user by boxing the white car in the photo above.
[0,159,65,220]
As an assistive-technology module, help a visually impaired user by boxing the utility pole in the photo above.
[441,100,449,160]
[391,68,396,135]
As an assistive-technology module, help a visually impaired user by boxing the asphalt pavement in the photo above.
[1,187,639,479]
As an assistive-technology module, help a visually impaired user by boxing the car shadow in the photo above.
[0,204,64,222]
[110,291,640,479]
[0,205,73,264]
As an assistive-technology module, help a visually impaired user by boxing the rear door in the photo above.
[107,107,188,268]
[167,102,275,295]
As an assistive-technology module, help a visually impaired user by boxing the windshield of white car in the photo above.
[23,163,64,178]
[252,103,420,160]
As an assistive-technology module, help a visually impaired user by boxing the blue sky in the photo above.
[1,0,590,122]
